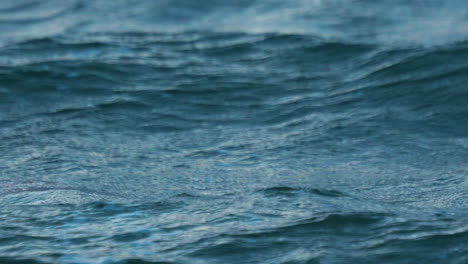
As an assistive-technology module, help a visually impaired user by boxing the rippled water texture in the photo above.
[1,1,467,263]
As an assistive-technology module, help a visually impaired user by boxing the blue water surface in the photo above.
[0,1,467,263]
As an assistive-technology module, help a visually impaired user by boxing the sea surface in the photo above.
[1,1,468,263]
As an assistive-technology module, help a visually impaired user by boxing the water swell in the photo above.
[1,193,466,263]
[1,0,467,45]
[1,1,467,263]
[1,34,467,130]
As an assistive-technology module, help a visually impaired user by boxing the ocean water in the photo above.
[1,1,467,263]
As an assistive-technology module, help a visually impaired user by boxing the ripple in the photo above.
[1,1,467,263]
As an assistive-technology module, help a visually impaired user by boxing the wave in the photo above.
[2,192,466,263]
[1,2,467,263]
[1,33,466,132]
[1,0,467,46]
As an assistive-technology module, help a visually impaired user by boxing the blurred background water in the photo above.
[0,1,467,263]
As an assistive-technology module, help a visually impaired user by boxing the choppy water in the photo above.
[1,1,468,263]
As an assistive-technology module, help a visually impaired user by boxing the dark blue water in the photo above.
[1,1,467,263]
